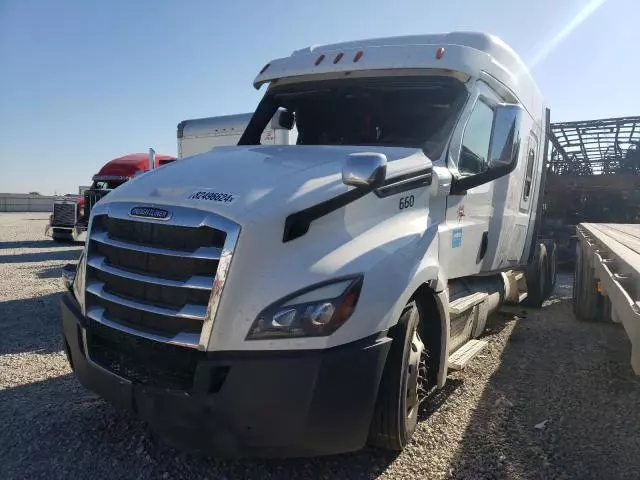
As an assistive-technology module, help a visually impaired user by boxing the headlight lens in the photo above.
[246,275,363,340]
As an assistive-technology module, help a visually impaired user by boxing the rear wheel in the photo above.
[573,242,601,321]
[369,301,428,451]
[523,243,548,308]
[544,241,558,298]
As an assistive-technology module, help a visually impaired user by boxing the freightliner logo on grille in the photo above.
[129,206,171,220]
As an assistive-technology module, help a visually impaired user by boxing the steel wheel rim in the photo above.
[406,325,425,419]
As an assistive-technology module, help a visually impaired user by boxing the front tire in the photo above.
[369,301,428,451]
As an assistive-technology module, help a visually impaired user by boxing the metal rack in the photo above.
[543,117,640,265]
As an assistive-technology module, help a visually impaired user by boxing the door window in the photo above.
[459,100,494,174]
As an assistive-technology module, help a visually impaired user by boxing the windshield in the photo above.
[92,180,125,190]
[240,75,468,157]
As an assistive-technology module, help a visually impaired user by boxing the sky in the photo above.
[0,0,637,195]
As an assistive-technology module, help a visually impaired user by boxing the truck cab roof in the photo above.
[254,31,543,120]
[93,153,176,181]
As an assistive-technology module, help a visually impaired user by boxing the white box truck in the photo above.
[177,112,297,159]
[60,32,557,457]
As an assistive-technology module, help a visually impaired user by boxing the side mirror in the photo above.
[488,104,524,170]
[342,152,387,188]
[272,109,295,130]
[451,104,523,195]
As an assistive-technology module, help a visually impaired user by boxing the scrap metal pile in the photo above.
[543,116,640,264]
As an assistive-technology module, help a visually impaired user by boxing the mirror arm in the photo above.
[450,162,515,195]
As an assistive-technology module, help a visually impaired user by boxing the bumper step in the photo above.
[448,339,488,371]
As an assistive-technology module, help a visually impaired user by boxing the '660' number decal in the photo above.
[398,195,415,210]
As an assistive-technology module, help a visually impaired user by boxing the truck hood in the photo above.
[102,145,430,224]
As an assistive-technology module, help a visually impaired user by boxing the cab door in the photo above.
[441,83,501,279]
[440,80,526,278]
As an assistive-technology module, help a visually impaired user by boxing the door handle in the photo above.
[479,231,489,260]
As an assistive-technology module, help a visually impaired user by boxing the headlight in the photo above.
[246,275,363,340]
[72,250,86,312]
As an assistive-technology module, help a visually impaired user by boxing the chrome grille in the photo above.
[83,202,240,350]
[52,202,77,227]
[84,189,111,220]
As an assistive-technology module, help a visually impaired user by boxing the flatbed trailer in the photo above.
[574,223,640,374]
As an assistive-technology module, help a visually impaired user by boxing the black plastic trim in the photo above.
[450,156,519,195]
[374,167,433,198]
[283,185,372,242]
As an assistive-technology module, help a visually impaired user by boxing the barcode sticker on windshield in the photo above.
[188,189,238,205]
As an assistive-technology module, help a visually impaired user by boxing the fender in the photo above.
[385,262,451,389]
[433,287,450,388]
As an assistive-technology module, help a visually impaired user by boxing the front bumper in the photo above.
[60,293,391,457]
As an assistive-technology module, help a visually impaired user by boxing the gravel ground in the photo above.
[1,213,639,480]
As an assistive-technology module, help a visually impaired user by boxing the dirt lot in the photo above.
[1,213,639,480]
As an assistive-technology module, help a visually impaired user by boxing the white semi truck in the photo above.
[60,32,556,457]
[177,111,297,159]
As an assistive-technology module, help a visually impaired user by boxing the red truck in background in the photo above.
[46,151,176,242]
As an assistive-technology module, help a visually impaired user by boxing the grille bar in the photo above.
[91,230,222,260]
[87,281,207,320]
[87,307,200,348]
[84,189,111,219]
[52,203,77,226]
[87,255,214,290]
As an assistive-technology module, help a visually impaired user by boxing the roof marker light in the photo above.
[333,52,344,64]
[435,47,445,60]
[315,54,325,66]
[259,63,271,74]
[353,50,363,62]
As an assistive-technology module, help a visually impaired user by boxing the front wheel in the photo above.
[368,301,428,451]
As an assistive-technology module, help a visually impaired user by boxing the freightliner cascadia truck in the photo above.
[60,32,557,457]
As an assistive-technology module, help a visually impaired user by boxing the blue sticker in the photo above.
[452,228,463,248]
